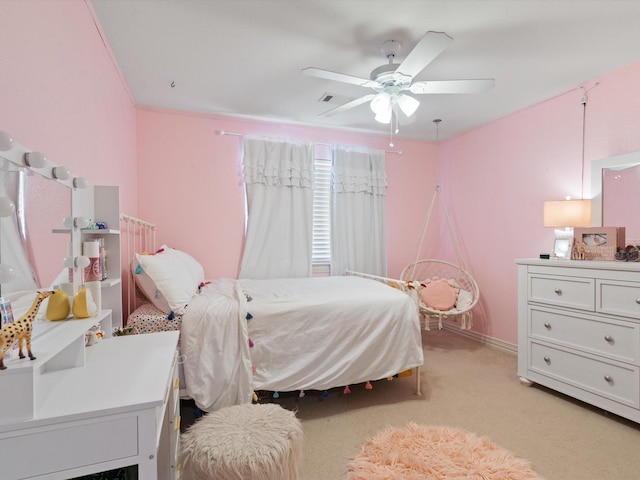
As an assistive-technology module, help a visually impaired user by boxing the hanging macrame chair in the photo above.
[401,119,479,329]
[400,183,480,331]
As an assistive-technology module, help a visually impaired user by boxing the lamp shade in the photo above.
[543,199,592,227]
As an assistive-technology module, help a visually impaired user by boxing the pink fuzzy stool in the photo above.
[179,403,304,480]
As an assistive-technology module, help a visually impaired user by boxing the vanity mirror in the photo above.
[591,151,640,243]
[0,131,89,296]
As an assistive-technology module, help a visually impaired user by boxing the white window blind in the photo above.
[312,144,332,270]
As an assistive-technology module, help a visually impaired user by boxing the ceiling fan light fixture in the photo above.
[397,94,420,117]
[370,92,391,115]
[375,108,392,124]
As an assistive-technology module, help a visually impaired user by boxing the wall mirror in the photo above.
[0,160,72,294]
[591,151,640,244]
[0,131,88,297]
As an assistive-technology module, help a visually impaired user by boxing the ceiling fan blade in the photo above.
[302,67,377,88]
[410,79,495,94]
[320,94,376,117]
[396,31,453,79]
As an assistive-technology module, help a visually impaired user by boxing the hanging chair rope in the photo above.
[404,119,479,329]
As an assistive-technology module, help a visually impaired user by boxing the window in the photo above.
[312,144,332,273]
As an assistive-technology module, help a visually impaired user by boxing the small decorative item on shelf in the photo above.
[0,291,54,370]
[45,287,71,321]
[113,325,136,336]
[85,324,104,346]
[83,241,102,282]
[0,296,14,327]
[72,287,97,319]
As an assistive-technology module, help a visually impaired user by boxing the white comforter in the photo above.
[181,275,423,412]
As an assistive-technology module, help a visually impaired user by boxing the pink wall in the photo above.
[440,61,640,344]
[0,0,137,286]
[137,62,640,347]
[136,108,437,280]
[4,0,640,347]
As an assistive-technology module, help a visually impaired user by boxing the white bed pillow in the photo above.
[135,246,204,315]
[163,244,205,284]
[131,257,172,314]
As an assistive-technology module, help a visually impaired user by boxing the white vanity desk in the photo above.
[0,322,180,480]
[517,258,640,423]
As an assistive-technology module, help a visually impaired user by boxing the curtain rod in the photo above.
[216,130,403,155]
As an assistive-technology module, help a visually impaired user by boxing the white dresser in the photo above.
[516,258,640,423]
[0,329,181,480]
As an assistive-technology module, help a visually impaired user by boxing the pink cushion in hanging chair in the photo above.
[419,277,458,311]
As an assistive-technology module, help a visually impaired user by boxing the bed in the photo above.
[121,217,423,413]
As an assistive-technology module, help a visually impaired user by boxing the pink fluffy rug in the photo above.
[345,424,544,480]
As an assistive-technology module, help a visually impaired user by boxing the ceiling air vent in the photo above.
[318,93,349,105]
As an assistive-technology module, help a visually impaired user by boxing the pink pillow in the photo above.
[419,278,458,311]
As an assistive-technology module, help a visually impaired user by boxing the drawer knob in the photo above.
[543,356,551,364]
[604,335,614,343]
[544,322,551,329]
[604,375,613,383]
[636,298,640,305]
[554,288,562,295]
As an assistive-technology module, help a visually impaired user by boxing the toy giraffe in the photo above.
[0,291,54,370]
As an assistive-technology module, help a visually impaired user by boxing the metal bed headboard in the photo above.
[120,213,156,322]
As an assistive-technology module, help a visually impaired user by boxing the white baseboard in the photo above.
[426,319,517,355]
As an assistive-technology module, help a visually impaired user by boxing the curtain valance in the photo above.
[332,146,387,195]
[242,137,314,188]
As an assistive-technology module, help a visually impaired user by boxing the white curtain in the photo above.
[238,136,314,279]
[331,146,387,277]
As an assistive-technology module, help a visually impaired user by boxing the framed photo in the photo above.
[552,238,572,259]
[573,227,625,260]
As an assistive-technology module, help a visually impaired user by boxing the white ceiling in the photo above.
[90,0,640,142]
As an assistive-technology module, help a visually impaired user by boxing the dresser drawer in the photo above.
[598,279,640,319]
[529,274,594,310]
[530,306,640,364]
[529,341,640,408]
[2,415,138,479]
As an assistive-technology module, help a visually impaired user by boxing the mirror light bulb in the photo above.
[24,151,47,168]
[73,177,89,189]
[0,197,15,217]
[75,256,90,269]
[63,256,75,269]
[62,216,89,229]
[0,131,15,152]
[75,216,90,229]
[52,166,72,180]
[0,264,16,284]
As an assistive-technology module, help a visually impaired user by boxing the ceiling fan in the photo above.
[302,31,495,124]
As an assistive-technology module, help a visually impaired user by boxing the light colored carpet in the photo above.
[181,328,640,479]
[345,423,543,479]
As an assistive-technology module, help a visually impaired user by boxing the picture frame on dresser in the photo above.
[552,238,571,259]
[573,226,625,261]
